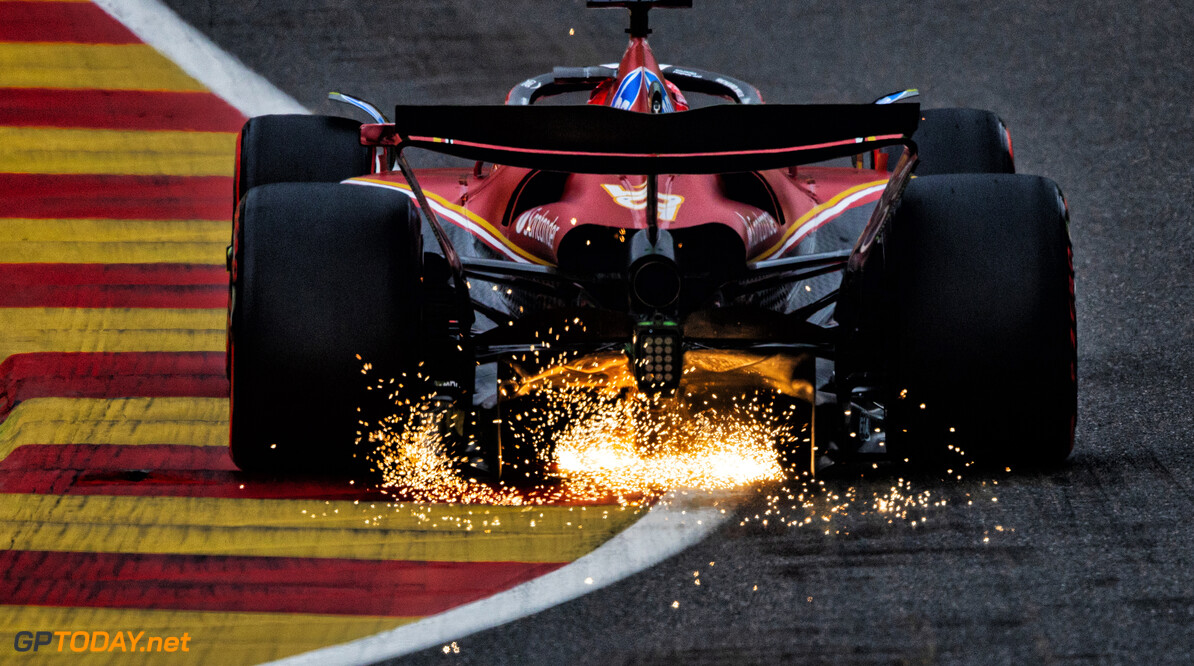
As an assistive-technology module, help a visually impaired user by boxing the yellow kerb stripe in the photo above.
[0,219,226,242]
[0,219,228,264]
[0,307,224,362]
[0,605,415,665]
[0,127,236,177]
[0,494,645,562]
[0,398,228,457]
[0,43,206,91]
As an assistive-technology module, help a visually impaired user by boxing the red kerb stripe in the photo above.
[0,2,140,44]
[0,174,232,220]
[0,465,399,502]
[0,89,245,132]
[0,264,227,287]
[0,444,237,472]
[0,264,228,308]
[0,550,565,616]
[0,352,228,420]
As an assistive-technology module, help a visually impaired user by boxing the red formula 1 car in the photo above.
[227,0,1076,478]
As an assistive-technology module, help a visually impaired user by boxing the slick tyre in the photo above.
[882,174,1076,468]
[228,182,422,473]
[887,108,1015,175]
[234,114,373,208]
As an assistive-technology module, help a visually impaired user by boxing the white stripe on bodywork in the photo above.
[346,179,533,264]
[769,182,886,258]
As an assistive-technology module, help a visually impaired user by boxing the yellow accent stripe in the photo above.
[352,178,550,266]
[0,127,235,177]
[0,307,224,363]
[0,494,646,562]
[0,219,228,264]
[0,605,414,664]
[755,178,889,261]
[0,43,207,91]
[0,398,227,458]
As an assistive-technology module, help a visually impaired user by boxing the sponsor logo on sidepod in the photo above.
[514,208,560,246]
[737,210,779,249]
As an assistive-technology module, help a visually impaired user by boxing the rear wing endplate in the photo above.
[362,103,920,174]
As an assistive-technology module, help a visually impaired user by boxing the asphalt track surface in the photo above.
[156,0,1194,663]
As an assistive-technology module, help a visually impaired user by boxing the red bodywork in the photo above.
[348,33,892,268]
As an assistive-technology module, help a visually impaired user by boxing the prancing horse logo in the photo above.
[601,182,684,222]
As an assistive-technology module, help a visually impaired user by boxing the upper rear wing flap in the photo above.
[361,103,920,175]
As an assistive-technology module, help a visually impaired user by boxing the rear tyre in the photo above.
[881,174,1076,468]
[885,108,1015,175]
[229,182,423,473]
[234,114,373,208]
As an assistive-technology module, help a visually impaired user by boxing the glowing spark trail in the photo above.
[359,357,789,505]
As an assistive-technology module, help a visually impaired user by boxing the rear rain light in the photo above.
[633,322,682,392]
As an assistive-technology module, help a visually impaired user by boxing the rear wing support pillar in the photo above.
[391,149,475,335]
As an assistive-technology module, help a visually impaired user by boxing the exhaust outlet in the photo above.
[628,228,681,311]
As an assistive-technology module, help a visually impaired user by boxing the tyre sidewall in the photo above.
[882,174,1075,467]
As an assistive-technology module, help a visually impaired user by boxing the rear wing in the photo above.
[361,103,920,174]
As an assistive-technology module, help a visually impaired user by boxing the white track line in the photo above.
[264,489,735,666]
[92,0,307,117]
